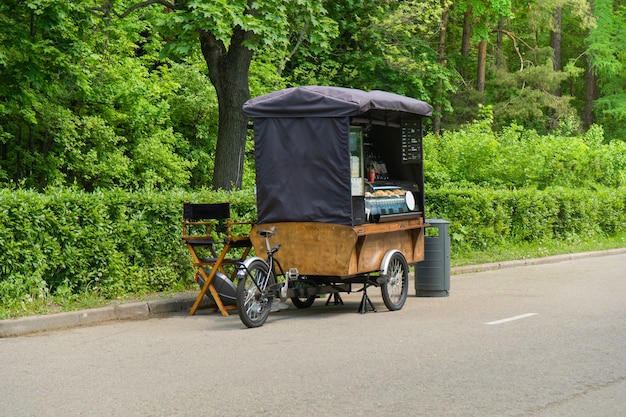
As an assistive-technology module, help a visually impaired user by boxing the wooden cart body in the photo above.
[249,218,426,278]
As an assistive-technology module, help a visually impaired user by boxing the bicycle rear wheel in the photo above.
[381,252,409,311]
[290,280,316,309]
[236,259,274,328]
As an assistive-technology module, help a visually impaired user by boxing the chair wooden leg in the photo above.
[208,283,229,317]
[189,266,218,315]
[189,245,232,316]
[186,241,252,317]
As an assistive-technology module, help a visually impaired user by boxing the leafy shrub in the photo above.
[2,184,625,313]
[426,186,626,251]
[0,187,256,310]
[424,113,626,190]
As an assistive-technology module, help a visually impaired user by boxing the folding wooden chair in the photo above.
[182,202,254,316]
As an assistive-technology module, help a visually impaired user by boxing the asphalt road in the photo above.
[1,253,625,417]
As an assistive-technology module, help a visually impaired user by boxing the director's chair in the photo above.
[182,202,254,316]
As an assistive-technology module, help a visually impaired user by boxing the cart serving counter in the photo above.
[238,86,432,327]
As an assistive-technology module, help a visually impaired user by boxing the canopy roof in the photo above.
[243,86,433,120]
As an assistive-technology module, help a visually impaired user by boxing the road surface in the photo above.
[1,253,625,416]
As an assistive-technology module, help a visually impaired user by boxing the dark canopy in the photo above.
[243,86,433,120]
[243,87,432,226]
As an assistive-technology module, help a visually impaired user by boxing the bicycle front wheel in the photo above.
[236,260,274,328]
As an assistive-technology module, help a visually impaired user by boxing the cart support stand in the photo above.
[358,284,377,313]
[326,293,344,306]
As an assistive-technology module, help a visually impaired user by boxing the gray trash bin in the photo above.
[416,219,450,297]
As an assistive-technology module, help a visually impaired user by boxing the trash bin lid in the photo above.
[426,218,450,225]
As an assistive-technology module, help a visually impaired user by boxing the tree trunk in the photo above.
[460,5,473,80]
[477,39,487,93]
[433,2,451,135]
[551,7,562,96]
[583,57,599,129]
[496,19,505,68]
[199,26,254,190]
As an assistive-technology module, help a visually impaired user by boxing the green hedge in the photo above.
[0,188,256,308]
[2,186,625,310]
[426,186,626,250]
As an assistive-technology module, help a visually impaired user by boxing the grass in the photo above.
[0,285,197,321]
[2,232,625,320]
[451,231,626,266]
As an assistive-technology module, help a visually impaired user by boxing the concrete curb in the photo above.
[2,248,625,338]
[0,294,214,338]
[450,247,626,275]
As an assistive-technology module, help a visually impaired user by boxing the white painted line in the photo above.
[485,313,538,325]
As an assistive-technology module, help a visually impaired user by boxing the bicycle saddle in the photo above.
[258,226,276,237]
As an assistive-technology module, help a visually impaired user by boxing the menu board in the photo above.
[401,118,422,163]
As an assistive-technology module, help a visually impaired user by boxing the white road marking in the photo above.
[485,313,538,325]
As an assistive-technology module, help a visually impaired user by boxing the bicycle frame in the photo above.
[236,241,287,296]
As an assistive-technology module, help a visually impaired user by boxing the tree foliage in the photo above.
[117,0,337,190]
[424,107,626,189]
[2,0,626,192]
[0,0,197,190]
[586,0,626,139]
[285,1,452,107]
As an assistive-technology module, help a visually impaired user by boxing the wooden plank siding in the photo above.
[250,219,425,277]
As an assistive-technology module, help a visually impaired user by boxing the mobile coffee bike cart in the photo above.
[237,86,432,327]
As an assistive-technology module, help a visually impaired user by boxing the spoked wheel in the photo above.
[290,280,316,309]
[236,259,275,328]
[381,251,409,311]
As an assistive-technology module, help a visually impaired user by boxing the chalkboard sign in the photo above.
[401,117,422,163]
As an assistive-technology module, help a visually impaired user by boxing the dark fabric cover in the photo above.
[243,86,433,119]
[253,117,352,225]
[244,86,432,225]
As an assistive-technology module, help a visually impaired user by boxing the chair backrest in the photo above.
[183,202,230,221]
